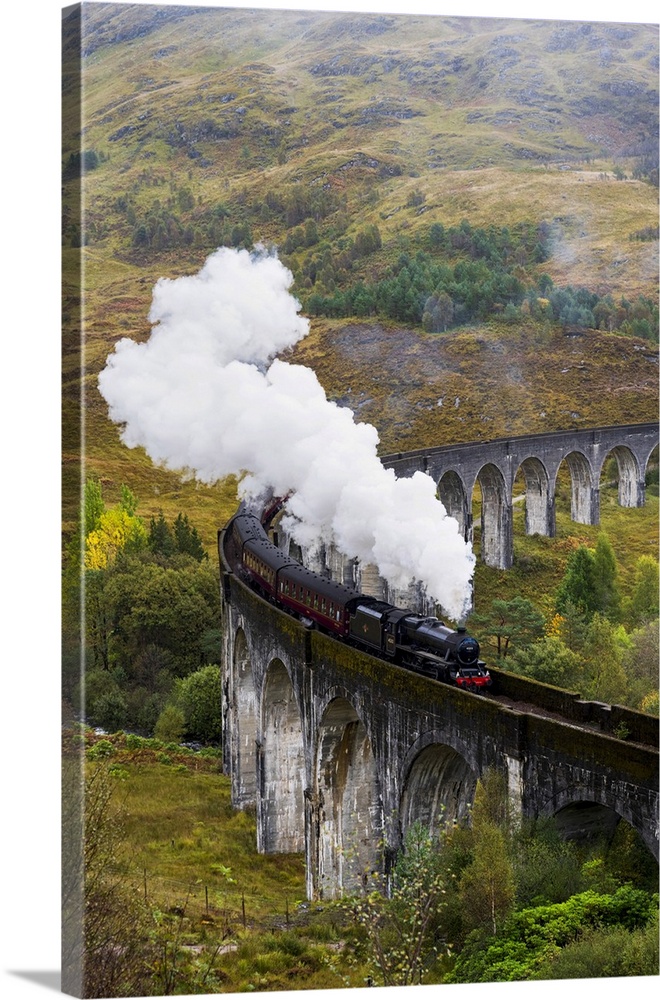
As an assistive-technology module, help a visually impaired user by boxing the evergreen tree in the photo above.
[555,545,599,619]
[555,599,588,652]
[148,511,175,557]
[468,597,545,661]
[592,533,621,621]
[628,555,659,626]
[428,221,446,249]
[173,513,207,560]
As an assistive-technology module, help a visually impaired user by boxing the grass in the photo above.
[79,728,364,994]
[85,730,306,924]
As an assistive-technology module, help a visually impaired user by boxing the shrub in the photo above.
[125,733,147,751]
[154,704,185,743]
[531,915,659,979]
[86,739,115,760]
[447,886,658,983]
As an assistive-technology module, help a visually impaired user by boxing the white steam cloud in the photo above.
[98,246,476,618]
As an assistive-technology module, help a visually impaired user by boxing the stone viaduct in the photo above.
[219,423,659,899]
[381,422,659,570]
[220,569,659,900]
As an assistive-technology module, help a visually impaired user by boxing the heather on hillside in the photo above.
[62,7,658,541]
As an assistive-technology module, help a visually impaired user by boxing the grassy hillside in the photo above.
[61,5,658,552]
[70,731,359,994]
[290,319,658,454]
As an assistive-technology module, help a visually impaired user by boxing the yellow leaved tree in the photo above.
[85,506,147,570]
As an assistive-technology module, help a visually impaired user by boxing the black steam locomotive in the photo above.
[223,511,492,691]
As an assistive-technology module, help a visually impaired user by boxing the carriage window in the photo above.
[321,598,326,613]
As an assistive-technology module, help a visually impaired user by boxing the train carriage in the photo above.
[277,562,362,636]
[224,512,268,568]
[242,535,296,598]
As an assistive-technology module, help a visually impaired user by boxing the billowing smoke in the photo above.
[99,246,475,619]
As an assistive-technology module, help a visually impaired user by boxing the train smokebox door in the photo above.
[350,605,384,649]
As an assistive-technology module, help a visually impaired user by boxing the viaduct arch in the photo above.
[382,422,658,570]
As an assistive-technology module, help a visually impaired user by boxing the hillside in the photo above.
[289,319,658,454]
[61,5,659,548]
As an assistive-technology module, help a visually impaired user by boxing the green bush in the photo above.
[86,739,115,760]
[531,914,659,979]
[511,821,584,907]
[447,886,658,983]
[176,664,223,743]
[154,704,185,743]
[125,733,147,751]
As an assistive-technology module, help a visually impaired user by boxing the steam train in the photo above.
[223,511,492,691]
